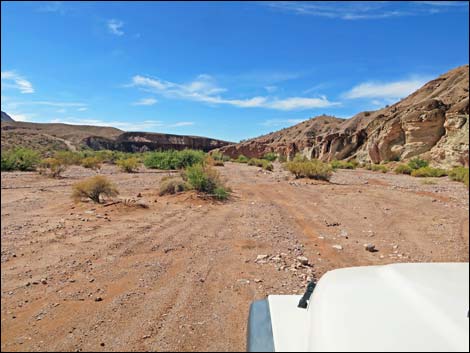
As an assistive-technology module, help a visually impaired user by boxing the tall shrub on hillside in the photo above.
[0,148,40,171]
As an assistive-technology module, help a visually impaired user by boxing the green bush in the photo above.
[394,164,413,175]
[184,164,230,200]
[411,166,447,178]
[0,148,40,171]
[330,159,356,170]
[72,176,118,203]
[408,157,429,170]
[116,157,141,173]
[247,158,273,171]
[81,156,102,170]
[448,167,469,187]
[365,164,388,173]
[144,149,205,170]
[158,177,187,195]
[54,151,83,165]
[284,160,333,181]
[39,158,67,178]
[211,151,230,162]
[234,155,249,163]
[263,152,277,162]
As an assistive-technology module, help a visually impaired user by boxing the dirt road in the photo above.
[1,162,468,351]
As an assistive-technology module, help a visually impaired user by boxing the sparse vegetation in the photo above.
[210,151,230,162]
[411,166,447,178]
[39,158,67,178]
[408,157,429,170]
[72,176,119,203]
[234,155,249,163]
[81,156,102,170]
[448,166,469,187]
[183,163,230,200]
[0,147,40,171]
[421,178,437,185]
[158,177,187,195]
[262,152,277,162]
[365,163,388,173]
[330,159,357,170]
[247,158,273,171]
[116,157,141,173]
[394,164,413,175]
[285,160,333,181]
[143,149,205,170]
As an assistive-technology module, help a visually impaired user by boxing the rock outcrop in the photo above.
[1,111,14,122]
[217,65,469,167]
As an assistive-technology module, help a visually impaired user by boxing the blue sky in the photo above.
[1,1,469,142]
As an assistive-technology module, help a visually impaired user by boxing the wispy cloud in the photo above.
[261,118,305,127]
[343,76,430,100]
[267,1,468,20]
[132,97,158,106]
[265,85,278,93]
[77,107,88,112]
[169,121,194,127]
[37,1,67,14]
[129,74,338,111]
[1,71,35,94]
[107,19,124,36]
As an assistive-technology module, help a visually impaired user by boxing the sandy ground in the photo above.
[1,162,469,352]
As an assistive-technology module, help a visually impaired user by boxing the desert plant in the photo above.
[184,163,230,200]
[211,151,230,162]
[143,149,205,170]
[411,166,447,178]
[247,158,273,171]
[116,157,141,173]
[408,157,429,170]
[234,154,249,163]
[81,156,102,171]
[0,148,40,171]
[54,151,83,165]
[365,164,388,173]
[263,152,277,162]
[394,164,413,175]
[39,158,67,178]
[448,166,469,187]
[330,159,356,170]
[284,160,333,181]
[72,176,119,203]
[158,177,187,195]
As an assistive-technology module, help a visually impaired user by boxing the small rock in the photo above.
[332,245,343,250]
[254,279,263,283]
[41,278,47,285]
[255,254,269,262]
[364,244,377,252]
[94,297,103,302]
[296,256,309,265]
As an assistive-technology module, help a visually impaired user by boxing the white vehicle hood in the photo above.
[268,262,469,352]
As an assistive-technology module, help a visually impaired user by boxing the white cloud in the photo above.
[169,121,194,127]
[1,71,35,94]
[56,108,67,113]
[261,118,305,127]
[77,107,88,111]
[37,1,67,14]
[107,19,124,36]
[132,97,158,106]
[4,100,87,108]
[266,1,468,20]
[265,85,278,93]
[130,74,339,111]
[8,112,36,122]
[343,77,430,100]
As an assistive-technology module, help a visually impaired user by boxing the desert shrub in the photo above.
[285,160,333,181]
[408,157,429,170]
[247,158,273,171]
[116,157,141,173]
[54,151,83,165]
[81,156,102,170]
[143,149,204,170]
[292,153,308,162]
[448,166,469,187]
[158,177,187,195]
[184,164,230,200]
[205,155,224,167]
[278,154,287,163]
[263,152,277,162]
[364,163,388,173]
[411,166,447,178]
[421,178,437,185]
[234,154,249,163]
[72,176,118,203]
[39,158,67,178]
[330,159,356,170]
[211,151,230,162]
[394,164,413,175]
[0,148,40,171]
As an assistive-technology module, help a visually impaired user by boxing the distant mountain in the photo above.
[218,65,469,168]
[1,119,232,153]
[1,111,14,122]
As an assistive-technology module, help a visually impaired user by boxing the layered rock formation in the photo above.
[218,65,469,168]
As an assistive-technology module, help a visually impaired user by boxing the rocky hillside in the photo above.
[1,120,231,153]
[1,111,14,122]
[218,65,469,168]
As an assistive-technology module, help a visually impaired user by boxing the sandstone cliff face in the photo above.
[218,65,469,167]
